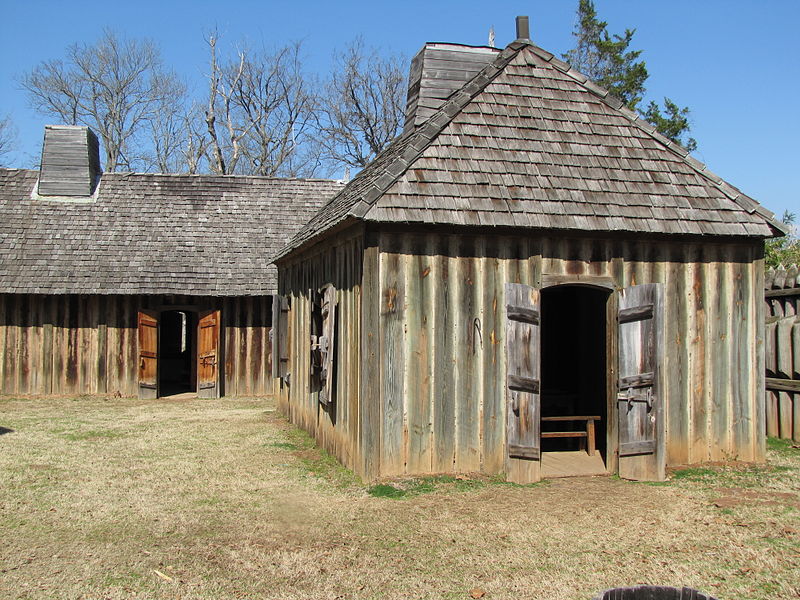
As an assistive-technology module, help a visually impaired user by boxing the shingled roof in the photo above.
[276,40,784,260]
[0,169,342,295]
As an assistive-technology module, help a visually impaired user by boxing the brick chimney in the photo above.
[38,125,102,197]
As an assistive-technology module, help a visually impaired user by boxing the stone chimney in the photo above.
[38,125,102,197]
[403,43,500,133]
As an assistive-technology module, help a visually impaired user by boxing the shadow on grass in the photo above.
[367,474,548,500]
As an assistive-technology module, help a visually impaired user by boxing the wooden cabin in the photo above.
[0,125,342,399]
[272,30,786,483]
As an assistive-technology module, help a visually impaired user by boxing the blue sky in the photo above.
[1,0,797,218]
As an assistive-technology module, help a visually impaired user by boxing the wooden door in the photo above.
[271,294,289,380]
[197,309,221,399]
[617,283,665,481]
[505,283,541,466]
[137,310,159,399]
[319,284,337,405]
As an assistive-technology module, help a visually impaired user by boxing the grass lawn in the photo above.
[0,395,798,600]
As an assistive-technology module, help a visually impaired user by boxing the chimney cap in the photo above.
[515,16,530,41]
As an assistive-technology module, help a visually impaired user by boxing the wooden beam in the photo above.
[765,377,800,393]
[765,288,800,298]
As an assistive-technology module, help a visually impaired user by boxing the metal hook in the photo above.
[472,317,483,354]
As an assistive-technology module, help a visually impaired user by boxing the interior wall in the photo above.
[0,294,274,397]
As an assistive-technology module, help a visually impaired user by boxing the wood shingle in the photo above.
[276,40,783,260]
[0,170,342,295]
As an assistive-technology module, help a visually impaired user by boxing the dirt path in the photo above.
[1,396,797,599]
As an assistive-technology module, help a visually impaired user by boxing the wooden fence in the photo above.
[765,265,799,441]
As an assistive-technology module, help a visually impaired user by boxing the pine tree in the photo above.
[564,0,696,150]
[642,98,697,152]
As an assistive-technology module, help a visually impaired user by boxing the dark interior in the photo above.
[159,310,196,396]
[540,285,609,459]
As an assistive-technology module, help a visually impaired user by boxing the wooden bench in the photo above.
[541,416,601,456]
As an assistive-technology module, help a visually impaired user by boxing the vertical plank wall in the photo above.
[276,229,364,475]
[0,294,274,397]
[764,264,799,441]
[369,231,764,479]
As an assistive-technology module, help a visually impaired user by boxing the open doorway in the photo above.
[159,310,197,397]
[540,285,610,477]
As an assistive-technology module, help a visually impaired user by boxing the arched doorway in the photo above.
[540,284,611,476]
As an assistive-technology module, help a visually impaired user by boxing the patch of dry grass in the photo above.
[1,395,798,600]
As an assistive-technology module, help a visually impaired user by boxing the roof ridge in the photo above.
[101,172,342,183]
[523,43,786,235]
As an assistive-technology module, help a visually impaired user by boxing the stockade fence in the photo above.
[765,264,799,441]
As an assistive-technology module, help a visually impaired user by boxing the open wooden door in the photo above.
[505,283,541,482]
[138,310,159,399]
[617,283,665,481]
[318,284,337,405]
[271,294,290,381]
[197,309,221,399]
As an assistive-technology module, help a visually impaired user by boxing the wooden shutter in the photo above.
[271,294,290,380]
[197,309,221,399]
[319,284,337,405]
[137,310,159,399]
[617,283,665,481]
[505,283,541,460]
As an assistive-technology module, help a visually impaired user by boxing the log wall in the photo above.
[276,228,364,474]
[764,264,800,441]
[0,294,273,397]
[364,230,764,479]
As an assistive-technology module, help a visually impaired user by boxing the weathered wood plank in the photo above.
[766,390,780,437]
[765,321,777,375]
[764,287,800,299]
[455,242,481,472]
[793,392,800,443]
[794,321,800,379]
[778,391,793,439]
[776,316,795,379]
[380,249,405,475]
[766,378,800,393]
[405,243,432,473]
[360,239,381,480]
[754,253,767,460]
[730,259,751,459]
[432,240,455,473]
[479,237,504,474]
[710,257,731,460]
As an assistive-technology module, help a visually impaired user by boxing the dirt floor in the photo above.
[0,396,798,600]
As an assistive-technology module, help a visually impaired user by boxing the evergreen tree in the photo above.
[765,211,800,268]
[564,0,696,150]
[642,98,697,152]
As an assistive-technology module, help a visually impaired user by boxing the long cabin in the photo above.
[272,29,786,483]
[0,125,342,398]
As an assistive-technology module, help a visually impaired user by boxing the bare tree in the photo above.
[20,30,185,171]
[181,102,211,175]
[0,115,18,167]
[317,39,407,170]
[203,35,320,176]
